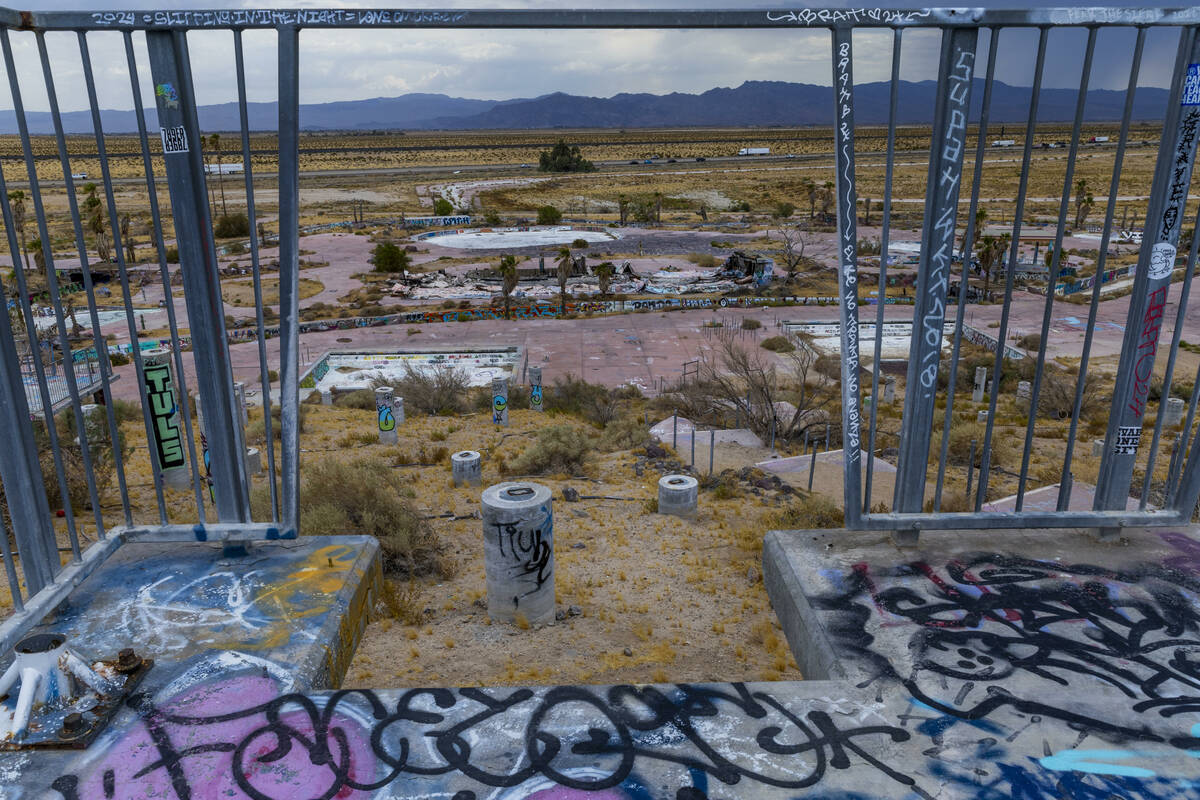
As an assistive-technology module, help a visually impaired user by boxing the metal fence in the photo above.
[0,7,1198,649]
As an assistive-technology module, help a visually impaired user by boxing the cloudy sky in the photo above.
[1,1,1187,114]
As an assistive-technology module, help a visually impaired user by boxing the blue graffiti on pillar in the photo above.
[530,384,543,410]
[493,394,507,423]
[378,402,395,432]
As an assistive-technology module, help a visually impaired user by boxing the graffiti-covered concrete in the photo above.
[765,525,1200,797]
[23,536,381,690]
[8,646,1200,799]
[7,528,1200,797]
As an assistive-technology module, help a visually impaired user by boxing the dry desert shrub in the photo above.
[505,424,593,475]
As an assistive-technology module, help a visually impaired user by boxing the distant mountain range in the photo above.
[0,79,1170,135]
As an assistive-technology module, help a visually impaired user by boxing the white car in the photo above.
[71,172,87,179]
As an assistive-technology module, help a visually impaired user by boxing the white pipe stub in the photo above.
[0,634,119,742]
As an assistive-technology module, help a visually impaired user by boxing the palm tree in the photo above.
[29,237,45,274]
[7,190,32,274]
[617,194,629,226]
[121,214,136,264]
[802,178,818,219]
[555,246,572,315]
[819,181,834,221]
[595,261,615,298]
[497,254,518,320]
[82,183,111,263]
[1074,178,1094,230]
[978,233,1010,298]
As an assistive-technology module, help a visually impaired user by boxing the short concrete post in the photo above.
[320,389,332,406]
[492,377,509,426]
[376,386,398,444]
[1164,397,1186,427]
[78,403,105,451]
[481,482,554,625]
[658,474,699,518]
[883,377,896,404]
[529,366,544,412]
[1016,380,1032,412]
[394,395,405,426]
[142,348,189,490]
[245,447,262,475]
[234,381,249,427]
[977,410,989,423]
[452,450,482,487]
[972,366,987,403]
[1092,439,1104,458]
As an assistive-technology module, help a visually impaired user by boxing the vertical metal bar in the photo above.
[1059,27,1146,509]
[234,29,279,522]
[34,31,118,543]
[1171,360,1200,504]
[1016,28,1097,509]
[894,26,978,512]
[78,31,169,525]
[832,27,863,525]
[278,26,301,534]
[1140,201,1200,509]
[146,30,250,522]
[1098,27,1200,511]
[123,30,206,521]
[0,510,22,613]
[935,25,999,511]
[806,431,816,492]
[966,438,976,501]
[863,28,901,515]
[976,27,1049,511]
[708,428,714,476]
[0,31,59,591]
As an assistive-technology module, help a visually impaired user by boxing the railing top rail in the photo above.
[10,7,1200,32]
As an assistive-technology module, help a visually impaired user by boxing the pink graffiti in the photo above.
[1160,530,1200,574]
[70,673,375,799]
[525,789,628,800]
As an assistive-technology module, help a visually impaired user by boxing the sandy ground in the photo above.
[283,407,805,689]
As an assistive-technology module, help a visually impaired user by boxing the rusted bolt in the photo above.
[116,648,141,674]
[61,712,84,736]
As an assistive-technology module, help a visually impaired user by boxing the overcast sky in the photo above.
[0,1,1187,114]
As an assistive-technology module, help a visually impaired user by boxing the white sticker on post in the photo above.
[160,125,188,154]
[1149,242,1176,280]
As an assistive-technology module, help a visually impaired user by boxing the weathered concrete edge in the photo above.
[761,529,846,681]
[299,535,383,690]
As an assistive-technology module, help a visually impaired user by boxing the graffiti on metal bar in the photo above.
[1129,285,1169,418]
[766,8,932,25]
[142,360,184,470]
[918,44,974,396]
[833,37,861,464]
[90,9,470,27]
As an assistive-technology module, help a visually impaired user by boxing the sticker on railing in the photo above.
[160,126,188,154]
[1114,425,1141,455]
[1184,64,1200,105]
[1150,242,1177,280]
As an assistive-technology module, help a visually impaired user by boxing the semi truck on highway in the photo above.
[991,139,1016,147]
[737,147,770,156]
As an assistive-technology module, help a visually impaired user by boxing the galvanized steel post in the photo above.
[145,30,250,522]
[894,26,977,515]
[1097,29,1200,512]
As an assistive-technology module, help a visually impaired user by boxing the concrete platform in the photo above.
[23,536,381,691]
[763,525,1200,796]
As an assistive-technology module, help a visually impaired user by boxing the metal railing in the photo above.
[0,7,1195,650]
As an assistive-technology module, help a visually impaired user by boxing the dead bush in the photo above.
[378,364,471,416]
[597,414,650,452]
[335,388,378,410]
[505,424,593,475]
[930,422,1017,467]
[297,456,444,576]
[771,494,844,529]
